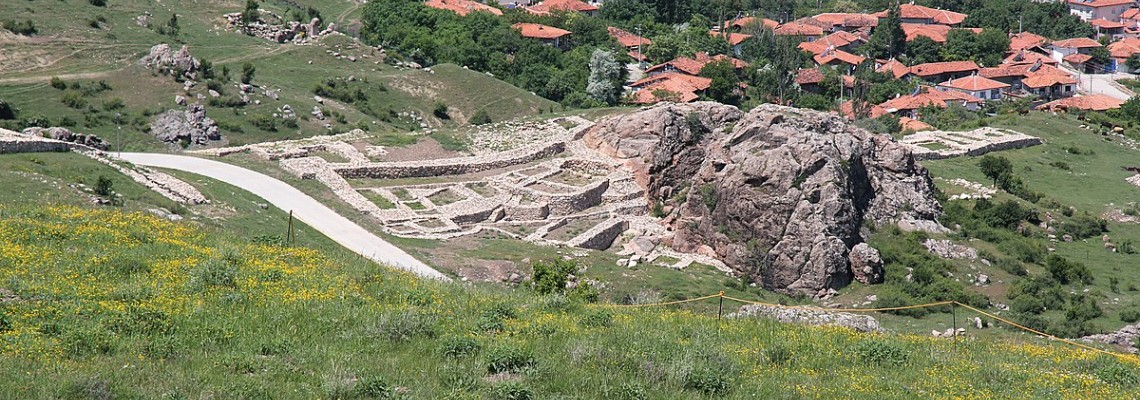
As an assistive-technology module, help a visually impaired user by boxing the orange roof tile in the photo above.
[424,0,503,16]
[526,0,597,15]
[798,31,862,55]
[512,23,571,39]
[631,72,712,90]
[709,31,753,46]
[811,13,879,28]
[814,49,866,66]
[1065,0,1134,8]
[796,68,826,85]
[1022,73,1078,88]
[902,23,950,42]
[1091,19,1125,29]
[644,52,748,76]
[1009,32,1048,51]
[877,4,968,25]
[876,59,911,79]
[631,73,712,104]
[724,16,779,30]
[909,61,980,77]
[1063,53,1093,64]
[608,27,651,48]
[938,75,1010,91]
[774,22,825,37]
[899,117,934,132]
[879,87,982,112]
[1124,8,1140,20]
[1003,50,1057,66]
[1037,94,1124,111]
[1108,37,1140,59]
[1052,37,1102,49]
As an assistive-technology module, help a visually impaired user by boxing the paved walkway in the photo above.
[117,153,451,281]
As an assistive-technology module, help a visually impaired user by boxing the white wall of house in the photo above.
[1069,4,1133,22]
[1052,47,1079,63]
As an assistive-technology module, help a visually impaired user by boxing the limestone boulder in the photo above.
[583,103,943,297]
[150,103,221,145]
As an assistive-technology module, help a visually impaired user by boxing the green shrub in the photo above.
[1049,161,1070,170]
[0,99,15,120]
[683,365,731,395]
[61,90,87,109]
[579,308,613,328]
[372,311,438,342]
[433,102,449,119]
[1058,214,1108,240]
[568,280,600,303]
[3,20,37,36]
[531,259,576,295]
[61,327,115,357]
[762,344,792,366]
[0,309,11,333]
[94,175,114,196]
[469,109,492,125]
[995,258,1028,276]
[249,114,277,132]
[1120,309,1140,323]
[851,339,907,366]
[50,77,66,90]
[1046,254,1093,285]
[491,382,533,400]
[439,336,481,357]
[1095,360,1139,387]
[189,257,239,291]
[241,62,256,84]
[486,345,535,374]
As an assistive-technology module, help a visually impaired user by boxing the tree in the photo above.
[905,36,941,65]
[1089,46,1112,72]
[240,62,256,85]
[586,49,621,105]
[0,99,16,120]
[700,59,741,104]
[241,0,260,29]
[941,29,977,62]
[866,5,905,59]
[1127,55,1140,73]
[974,29,1010,67]
[978,155,1013,188]
[166,14,180,38]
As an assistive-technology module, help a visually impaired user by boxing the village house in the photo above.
[909,60,981,83]
[722,16,779,32]
[1066,0,1135,22]
[1091,18,1126,40]
[1022,73,1079,100]
[629,73,712,103]
[608,27,652,63]
[1004,50,1058,67]
[798,31,865,57]
[1122,8,1140,36]
[1050,37,1103,71]
[878,86,984,118]
[525,0,598,16]
[512,23,572,49]
[809,13,879,33]
[1009,32,1049,53]
[937,75,1010,101]
[877,4,967,26]
[708,31,753,56]
[876,59,912,80]
[773,22,825,41]
[644,52,748,78]
[1108,37,1140,72]
[812,49,865,69]
[425,0,504,16]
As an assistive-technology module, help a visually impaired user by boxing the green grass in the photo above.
[1,203,1139,398]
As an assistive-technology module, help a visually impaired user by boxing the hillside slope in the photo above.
[0,203,1137,398]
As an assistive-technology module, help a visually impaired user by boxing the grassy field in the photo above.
[2,203,1139,398]
[0,0,557,152]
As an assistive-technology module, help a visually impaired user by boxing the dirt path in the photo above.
[117,152,451,281]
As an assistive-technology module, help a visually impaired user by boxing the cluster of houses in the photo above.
[422,0,1140,121]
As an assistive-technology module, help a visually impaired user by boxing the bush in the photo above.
[762,344,792,366]
[579,308,613,328]
[94,175,114,196]
[433,102,449,119]
[102,98,125,111]
[249,114,277,132]
[3,20,37,36]
[61,90,87,109]
[50,77,66,90]
[851,339,907,366]
[683,365,732,395]
[372,311,438,342]
[492,382,533,400]
[1058,214,1108,240]
[994,257,1028,276]
[486,345,535,374]
[531,259,576,295]
[241,62,256,84]
[469,109,492,125]
[189,256,240,291]
[1095,359,1139,388]
[0,99,16,120]
[1120,309,1140,323]
[872,289,929,317]
[1046,254,1093,285]
[89,0,107,6]
[440,336,481,357]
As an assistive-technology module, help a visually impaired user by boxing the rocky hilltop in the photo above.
[583,103,943,297]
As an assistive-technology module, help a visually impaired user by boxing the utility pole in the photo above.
[636,24,644,70]
[115,112,122,157]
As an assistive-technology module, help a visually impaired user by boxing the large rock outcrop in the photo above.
[583,103,942,297]
[21,127,109,150]
[150,103,220,145]
[138,44,201,80]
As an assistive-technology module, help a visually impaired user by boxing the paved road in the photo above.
[1075,72,1135,101]
[117,153,451,281]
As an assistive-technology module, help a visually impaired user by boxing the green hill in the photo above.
[0,162,1137,397]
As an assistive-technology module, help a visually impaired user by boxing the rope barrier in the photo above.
[597,291,1140,360]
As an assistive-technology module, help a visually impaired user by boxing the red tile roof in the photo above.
[526,0,597,15]
[608,27,651,48]
[644,52,748,76]
[1052,37,1102,49]
[796,68,826,85]
[631,73,712,104]
[879,87,983,112]
[877,59,911,79]
[902,23,950,42]
[1003,50,1057,66]
[1124,8,1140,20]
[1065,0,1134,8]
[709,31,753,46]
[1091,19,1125,29]
[724,16,779,30]
[774,22,825,37]
[909,60,980,77]
[798,31,863,55]
[938,75,1010,91]
[1108,37,1140,59]
[424,0,503,16]
[512,23,572,39]
[627,50,649,62]
[811,13,879,28]
[1021,73,1078,89]
[899,117,934,132]
[877,4,967,25]
[813,49,866,66]
[1009,32,1048,52]
[1037,94,1124,111]
[1063,53,1093,64]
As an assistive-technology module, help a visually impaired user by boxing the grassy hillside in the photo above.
[0,0,557,151]
[1,203,1139,399]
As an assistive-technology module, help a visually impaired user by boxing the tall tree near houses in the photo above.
[587,49,621,105]
[866,4,905,59]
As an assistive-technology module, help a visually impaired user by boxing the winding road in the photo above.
[116,153,451,281]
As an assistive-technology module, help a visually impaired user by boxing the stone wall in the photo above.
[566,218,628,250]
[0,138,71,154]
[334,141,566,179]
[546,180,609,216]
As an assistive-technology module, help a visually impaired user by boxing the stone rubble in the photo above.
[730,303,882,333]
[138,44,201,80]
[1082,323,1140,354]
[923,239,979,260]
[900,127,1042,161]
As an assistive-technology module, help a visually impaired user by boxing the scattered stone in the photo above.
[20,127,109,150]
[923,239,978,260]
[314,95,325,104]
[848,243,883,284]
[138,44,201,80]
[175,95,187,106]
[1062,234,1073,243]
[730,303,881,332]
[208,90,220,98]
